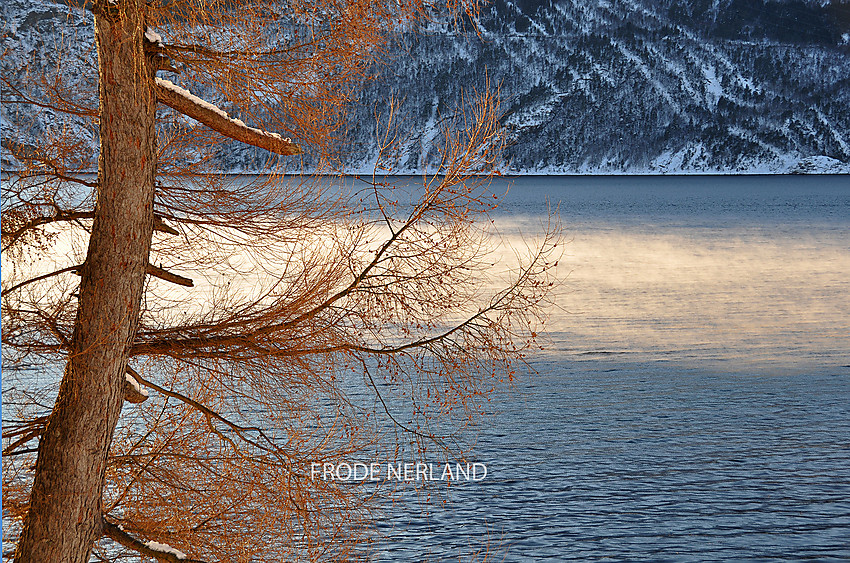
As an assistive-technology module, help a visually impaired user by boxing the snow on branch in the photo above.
[144,27,164,47]
[102,518,207,563]
[124,372,149,403]
[145,542,187,560]
[155,78,300,156]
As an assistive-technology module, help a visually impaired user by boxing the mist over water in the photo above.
[494,176,850,366]
[549,223,850,371]
[373,175,850,561]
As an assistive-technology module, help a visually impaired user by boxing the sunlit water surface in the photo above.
[370,175,850,561]
[3,175,848,561]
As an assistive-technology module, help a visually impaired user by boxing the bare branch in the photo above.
[127,367,286,460]
[2,416,48,456]
[2,210,177,253]
[155,79,301,156]
[2,210,94,252]
[124,373,149,404]
[1,264,81,297]
[102,518,208,563]
[1,260,191,296]
[146,263,194,287]
[154,215,180,236]
[1,76,98,118]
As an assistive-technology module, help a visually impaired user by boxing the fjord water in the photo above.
[374,175,850,561]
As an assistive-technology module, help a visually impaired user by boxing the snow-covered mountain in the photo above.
[3,0,850,174]
[347,0,850,173]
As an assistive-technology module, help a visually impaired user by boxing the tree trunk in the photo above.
[15,3,156,561]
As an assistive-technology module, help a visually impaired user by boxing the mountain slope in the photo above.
[346,0,850,173]
[3,0,849,173]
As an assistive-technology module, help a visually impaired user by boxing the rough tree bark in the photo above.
[14,2,157,561]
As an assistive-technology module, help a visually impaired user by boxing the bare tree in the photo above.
[2,0,559,561]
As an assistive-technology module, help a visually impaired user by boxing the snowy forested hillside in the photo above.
[3,0,850,173]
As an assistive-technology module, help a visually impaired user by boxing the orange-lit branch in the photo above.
[145,263,194,287]
[102,518,208,563]
[155,78,301,156]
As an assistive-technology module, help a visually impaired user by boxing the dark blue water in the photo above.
[494,174,850,227]
[371,175,850,561]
